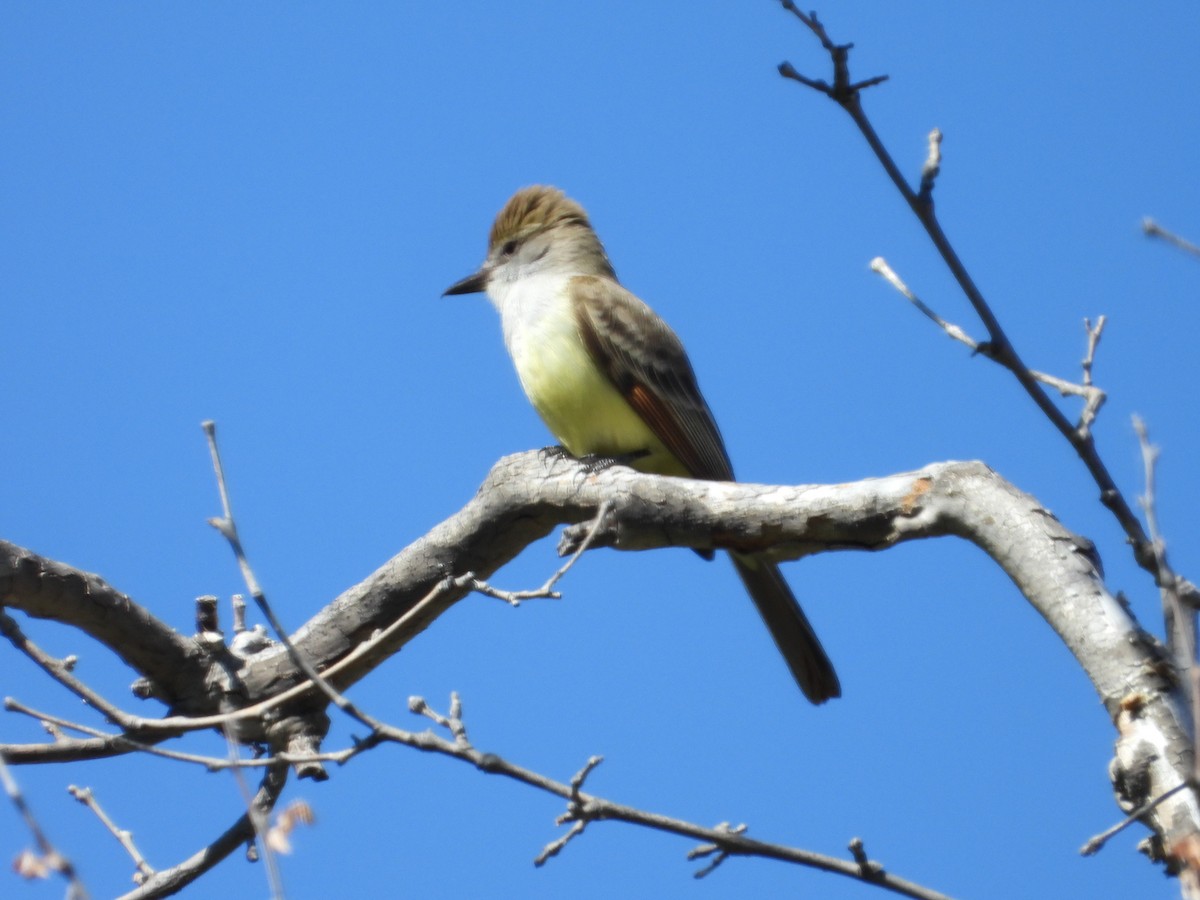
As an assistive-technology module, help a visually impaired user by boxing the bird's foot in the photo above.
[576,448,650,474]
[539,445,650,474]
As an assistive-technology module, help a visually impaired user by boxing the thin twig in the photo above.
[116,765,288,900]
[203,420,383,736]
[1077,317,1108,436]
[232,594,248,633]
[917,127,942,205]
[3,570,478,751]
[781,12,1160,581]
[848,836,884,878]
[1132,416,1197,775]
[534,755,603,865]
[68,784,156,885]
[409,693,470,747]
[1143,218,1200,259]
[2,752,89,898]
[466,500,614,605]
[869,257,978,349]
[402,694,953,900]
[0,611,148,732]
[2,699,353,771]
[776,4,889,97]
[1081,316,1105,387]
[536,753,603,865]
[207,419,615,740]
[869,258,1106,423]
[1081,781,1191,856]
[11,676,954,899]
[1133,417,1189,658]
[223,724,284,899]
[688,822,746,878]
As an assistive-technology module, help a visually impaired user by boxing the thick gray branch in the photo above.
[238,455,1153,703]
[0,542,210,713]
[243,453,1196,847]
[4,453,1195,852]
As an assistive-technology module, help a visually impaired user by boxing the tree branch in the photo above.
[5,452,1195,862]
[2,752,89,898]
[114,764,287,900]
[0,542,211,714]
[1143,217,1200,260]
[395,694,955,900]
[776,5,1164,588]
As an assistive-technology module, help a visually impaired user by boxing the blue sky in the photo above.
[3,3,1198,898]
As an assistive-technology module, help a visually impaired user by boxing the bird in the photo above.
[444,185,840,703]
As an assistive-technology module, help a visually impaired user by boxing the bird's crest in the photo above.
[488,185,593,253]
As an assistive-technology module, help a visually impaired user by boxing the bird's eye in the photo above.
[500,239,518,258]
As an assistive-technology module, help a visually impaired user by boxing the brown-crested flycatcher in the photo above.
[444,186,840,703]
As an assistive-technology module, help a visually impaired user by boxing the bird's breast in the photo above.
[501,287,675,470]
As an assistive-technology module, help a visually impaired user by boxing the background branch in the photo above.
[778,6,1164,588]
[382,694,956,900]
[115,765,287,900]
[1143,217,1200,260]
[2,752,88,898]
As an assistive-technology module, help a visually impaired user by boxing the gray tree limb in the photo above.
[4,453,1194,857]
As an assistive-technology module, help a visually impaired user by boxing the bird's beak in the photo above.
[442,268,489,296]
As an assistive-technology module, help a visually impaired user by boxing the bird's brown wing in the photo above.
[570,277,840,703]
[570,275,734,481]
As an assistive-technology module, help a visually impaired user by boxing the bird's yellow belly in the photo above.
[511,323,684,476]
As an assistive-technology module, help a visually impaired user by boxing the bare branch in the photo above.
[0,542,209,710]
[1083,781,1191,856]
[466,499,614,606]
[1143,217,1200,260]
[869,257,980,350]
[1082,316,1105,388]
[232,593,248,634]
[204,418,381,775]
[17,676,957,894]
[3,570,478,756]
[688,822,746,878]
[1077,316,1108,437]
[2,752,89,898]
[401,694,954,900]
[0,734,143,765]
[6,450,1196,877]
[115,764,287,900]
[917,127,942,204]
[2,695,366,773]
[1132,415,1198,792]
[779,9,1165,590]
[1133,417,1190,663]
[775,4,889,100]
[0,611,150,732]
[2,700,235,770]
[869,258,1108,433]
[222,725,284,898]
[68,784,156,885]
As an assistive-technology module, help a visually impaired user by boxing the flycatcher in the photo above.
[444,186,840,703]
